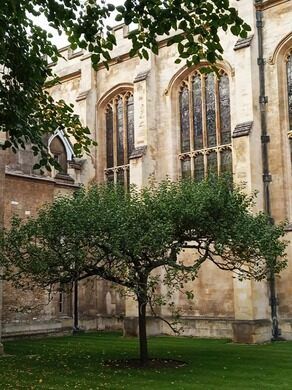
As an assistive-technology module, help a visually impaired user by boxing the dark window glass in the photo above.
[194,154,204,181]
[106,171,114,183]
[181,157,191,179]
[289,138,292,169]
[105,91,133,188]
[117,170,125,187]
[207,150,218,175]
[193,74,203,149]
[106,106,114,168]
[58,284,72,316]
[126,169,130,191]
[178,70,231,180]
[219,74,231,145]
[206,74,216,148]
[287,54,292,131]
[180,86,190,153]
[127,95,135,159]
[59,291,64,313]
[116,98,124,166]
[50,136,67,174]
[221,149,232,174]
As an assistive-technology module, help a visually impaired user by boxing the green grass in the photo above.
[1,332,292,389]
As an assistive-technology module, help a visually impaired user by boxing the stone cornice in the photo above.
[254,0,290,10]
[58,70,81,83]
[5,170,80,188]
[76,90,90,102]
[232,122,253,138]
[234,35,254,51]
[129,146,147,159]
[133,70,150,83]
[284,223,292,232]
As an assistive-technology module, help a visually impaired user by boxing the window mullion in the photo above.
[215,75,221,174]
[123,95,128,166]
[201,74,208,176]
[113,99,118,184]
[189,76,195,179]
[215,75,221,146]
[189,76,194,151]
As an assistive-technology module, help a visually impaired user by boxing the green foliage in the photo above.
[1,1,250,166]
[1,177,287,362]
[0,0,97,168]
[1,177,287,293]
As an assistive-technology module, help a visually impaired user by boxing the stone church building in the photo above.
[1,0,292,350]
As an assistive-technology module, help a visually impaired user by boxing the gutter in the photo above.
[254,0,282,340]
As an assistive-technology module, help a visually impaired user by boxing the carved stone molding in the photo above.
[129,146,147,159]
[133,70,150,83]
[76,90,90,102]
[232,122,253,138]
[284,223,292,232]
[255,0,290,11]
[234,35,254,51]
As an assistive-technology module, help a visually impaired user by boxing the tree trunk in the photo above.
[138,292,148,365]
[73,279,79,331]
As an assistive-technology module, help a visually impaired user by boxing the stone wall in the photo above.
[2,0,292,343]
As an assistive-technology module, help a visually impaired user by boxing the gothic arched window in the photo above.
[50,135,68,174]
[179,69,232,180]
[105,91,134,187]
[287,51,292,132]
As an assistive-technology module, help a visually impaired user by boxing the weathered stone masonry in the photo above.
[1,0,292,346]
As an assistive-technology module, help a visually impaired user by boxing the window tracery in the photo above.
[105,91,134,188]
[50,135,68,174]
[287,51,292,132]
[178,69,232,179]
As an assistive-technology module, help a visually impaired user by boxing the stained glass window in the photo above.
[117,97,124,166]
[193,74,203,150]
[117,169,125,187]
[180,85,190,153]
[206,73,217,148]
[194,154,205,181]
[105,91,134,188]
[219,74,231,145]
[106,106,114,168]
[179,69,232,180]
[181,157,191,179]
[221,148,232,174]
[207,150,218,175]
[50,136,67,174]
[127,95,135,159]
[287,53,292,131]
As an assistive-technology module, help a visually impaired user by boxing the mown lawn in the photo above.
[1,332,292,389]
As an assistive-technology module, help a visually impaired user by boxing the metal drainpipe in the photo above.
[255,1,281,340]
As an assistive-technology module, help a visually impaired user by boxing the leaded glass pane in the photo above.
[206,74,216,148]
[127,95,135,160]
[126,169,130,191]
[181,157,191,179]
[287,54,292,131]
[221,148,232,174]
[180,86,190,153]
[106,171,114,184]
[289,138,292,169]
[193,75,203,150]
[219,74,231,145]
[207,150,218,175]
[116,97,124,166]
[106,106,114,168]
[117,170,125,187]
[194,154,204,181]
